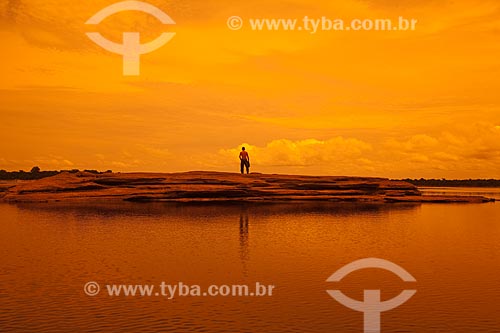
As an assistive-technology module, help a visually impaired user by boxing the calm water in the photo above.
[1,193,499,332]
[420,187,500,200]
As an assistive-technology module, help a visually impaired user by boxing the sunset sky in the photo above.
[1,0,499,178]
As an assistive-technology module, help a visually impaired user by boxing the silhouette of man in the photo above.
[239,147,250,174]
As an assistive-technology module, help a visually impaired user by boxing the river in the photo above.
[0,188,499,332]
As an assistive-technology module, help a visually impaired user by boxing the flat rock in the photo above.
[0,171,494,203]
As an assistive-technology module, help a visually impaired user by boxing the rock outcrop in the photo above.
[0,171,494,203]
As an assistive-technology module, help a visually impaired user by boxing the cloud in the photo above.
[385,134,438,152]
[1,0,500,179]
[216,137,372,171]
[0,155,74,170]
[377,122,500,177]
[203,123,500,177]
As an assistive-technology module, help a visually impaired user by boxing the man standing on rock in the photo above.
[239,147,250,174]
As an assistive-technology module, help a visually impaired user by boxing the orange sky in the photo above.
[1,0,499,178]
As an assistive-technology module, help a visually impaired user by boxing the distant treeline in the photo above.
[0,167,112,180]
[402,178,500,188]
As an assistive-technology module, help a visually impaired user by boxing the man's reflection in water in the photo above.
[239,208,249,274]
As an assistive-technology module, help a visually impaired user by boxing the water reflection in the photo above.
[2,201,499,332]
[12,201,422,219]
[239,209,250,273]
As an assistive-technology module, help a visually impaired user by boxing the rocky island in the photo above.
[0,171,494,203]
